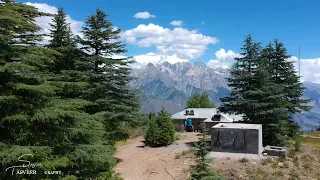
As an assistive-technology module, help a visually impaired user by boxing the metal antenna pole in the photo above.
[298,46,301,77]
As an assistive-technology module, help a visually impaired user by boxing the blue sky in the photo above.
[19,0,320,83]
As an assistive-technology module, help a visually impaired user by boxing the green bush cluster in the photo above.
[295,135,302,152]
[144,110,176,147]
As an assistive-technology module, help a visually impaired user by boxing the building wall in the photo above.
[173,118,207,132]
[174,119,185,132]
[211,127,263,154]
[192,118,207,131]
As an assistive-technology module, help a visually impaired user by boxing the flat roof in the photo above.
[171,108,243,122]
[212,123,262,129]
[203,118,232,123]
[171,108,217,119]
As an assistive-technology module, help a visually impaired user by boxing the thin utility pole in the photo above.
[298,46,301,77]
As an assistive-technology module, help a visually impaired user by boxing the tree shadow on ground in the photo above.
[115,157,123,164]
[137,140,172,148]
[137,140,146,148]
[185,141,211,147]
[185,141,197,147]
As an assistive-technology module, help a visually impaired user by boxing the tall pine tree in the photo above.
[48,7,75,48]
[0,2,62,179]
[0,0,48,59]
[262,40,311,137]
[262,40,311,114]
[46,6,117,179]
[220,35,311,146]
[0,2,118,179]
[220,34,261,118]
[78,8,142,141]
[243,59,289,146]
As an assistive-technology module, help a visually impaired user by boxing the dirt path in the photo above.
[114,133,200,180]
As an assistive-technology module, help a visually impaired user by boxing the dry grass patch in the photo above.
[287,149,296,158]
[288,169,300,180]
[293,156,300,167]
[300,136,320,147]
[238,157,249,163]
[272,169,285,176]
[116,140,131,146]
[175,148,195,159]
[305,131,320,137]
[300,154,314,170]
[260,157,273,165]
[245,166,273,180]
[205,134,320,180]
[175,133,184,140]
[210,144,320,180]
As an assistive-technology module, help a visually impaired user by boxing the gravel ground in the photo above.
[114,133,200,180]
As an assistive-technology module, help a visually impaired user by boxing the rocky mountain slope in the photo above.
[129,62,320,131]
[293,82,320,131]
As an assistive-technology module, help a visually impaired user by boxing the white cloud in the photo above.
[170,20,183,27]
[121,23,219,59]
[133,11,156,19]
[201,21,206,25]
[25,2,84,44]
[287,56,320,84]
[206,60,229,69]
[206,48,242,69]
[131,52,187,69]
[314,73,320,83]
[25,2,57,14]
[110,55,127,59]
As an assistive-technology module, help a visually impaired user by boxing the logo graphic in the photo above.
[5,153,42,175]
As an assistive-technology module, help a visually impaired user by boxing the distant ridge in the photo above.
[130,62,320,131]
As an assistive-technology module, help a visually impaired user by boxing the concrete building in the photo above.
[171,108,243,132]
[211,123,263,155]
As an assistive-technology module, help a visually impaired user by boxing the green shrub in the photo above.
[144,118,159,146]
[295,136,301,152]
[190,165,225,180]
[144,109,176,147]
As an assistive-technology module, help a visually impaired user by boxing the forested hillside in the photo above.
[0,1,144,179]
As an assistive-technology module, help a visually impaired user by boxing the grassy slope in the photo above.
[210,131,320,180]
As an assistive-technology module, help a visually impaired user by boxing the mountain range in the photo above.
[129,61,320,132]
